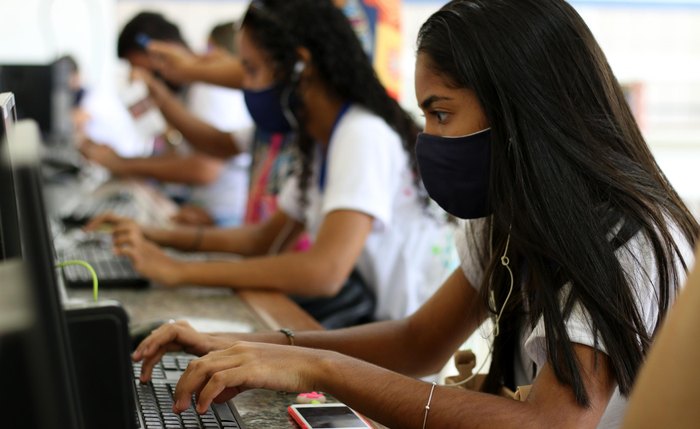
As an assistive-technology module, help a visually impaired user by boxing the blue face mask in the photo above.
[415,128,492,219]
[243,83,297,133]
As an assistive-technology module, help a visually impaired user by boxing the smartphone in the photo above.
[288,403,372,429]
[135,32,151,48]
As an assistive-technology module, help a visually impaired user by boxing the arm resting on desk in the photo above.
[135,269,482,378]
[145,211,302,256]
[173,343,613,429]
[146,267,615,429]
[117,210,372,296]
[107,153,225,186]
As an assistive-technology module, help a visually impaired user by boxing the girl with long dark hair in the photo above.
[101,0,456,324]
[132,1,698,427]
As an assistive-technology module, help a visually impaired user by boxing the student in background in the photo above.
[100,65,301,242]
[127,2,400,216]
[98,16,303,241]
[207,21,237,56]
[92,0,456,325]
[132,1,698,427]
[57,55,90,141]
[82,12,253,227]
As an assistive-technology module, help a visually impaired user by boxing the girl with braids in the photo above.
[98,0,456,323]
[133,1,698,428]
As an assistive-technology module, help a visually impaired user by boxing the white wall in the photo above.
[0,0,118,89]
[574,5,700,212]
[579,6,700,148]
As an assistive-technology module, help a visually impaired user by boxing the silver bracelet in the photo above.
[422,382,437,429]
[279,328,295,346]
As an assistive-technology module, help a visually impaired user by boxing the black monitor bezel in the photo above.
[0,120,83,429]
[0,92,19,261]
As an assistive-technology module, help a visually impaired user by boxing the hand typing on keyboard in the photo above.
[173,342,332,415]
[132,320,335,416]
[111,220,182,286]
[133,355,245,428]
[133,320,231,383]
[85,212,137,233]
[85,213,181,285]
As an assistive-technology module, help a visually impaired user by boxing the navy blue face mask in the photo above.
[415,128,492,219]
[243,83,297,133]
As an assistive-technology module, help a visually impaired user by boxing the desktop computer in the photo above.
[0,108,83,429]
[1,117,246,428]
[0,60,84,177]
[0,59,73,142]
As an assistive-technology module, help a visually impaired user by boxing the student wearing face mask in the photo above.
[90,0,457,326]
[81,12,254,227]
[100,12,299,230]
[130,1,698,428]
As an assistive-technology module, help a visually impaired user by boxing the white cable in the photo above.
[444,228,513,387]
[267,219,296,255]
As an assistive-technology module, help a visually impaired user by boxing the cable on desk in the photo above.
[56,260,99,302]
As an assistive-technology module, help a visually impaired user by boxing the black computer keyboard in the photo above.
[60,190,140,227]
[41,144,83,174]
[60,242,149,289]
[133,356,244,429]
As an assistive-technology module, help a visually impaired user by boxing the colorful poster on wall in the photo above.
[339,0,402,99]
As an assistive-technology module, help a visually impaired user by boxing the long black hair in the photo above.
[241,0,422,207]
[418,0,698,406]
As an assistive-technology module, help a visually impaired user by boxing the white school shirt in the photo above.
[278,105,457,320]
[455,217,694,429]
[185,83,253,226]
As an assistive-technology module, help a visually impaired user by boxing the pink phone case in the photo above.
[288,406,312,429]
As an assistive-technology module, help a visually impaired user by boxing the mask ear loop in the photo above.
[280,60,305,130]
[444,225,514,387]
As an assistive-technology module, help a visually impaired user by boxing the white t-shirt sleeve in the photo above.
[456,218,490,290]
[524,288,603,369]
[523,226,695,369]
[321,111,401,228]
[230,127,255,154]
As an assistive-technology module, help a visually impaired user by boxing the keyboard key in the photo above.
[212,403,238,424]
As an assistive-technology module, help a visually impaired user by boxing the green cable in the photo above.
[56,260,99,302]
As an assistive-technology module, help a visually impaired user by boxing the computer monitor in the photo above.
[0,120,83,429]
[0,92,20,260]
[0,60,73,142]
